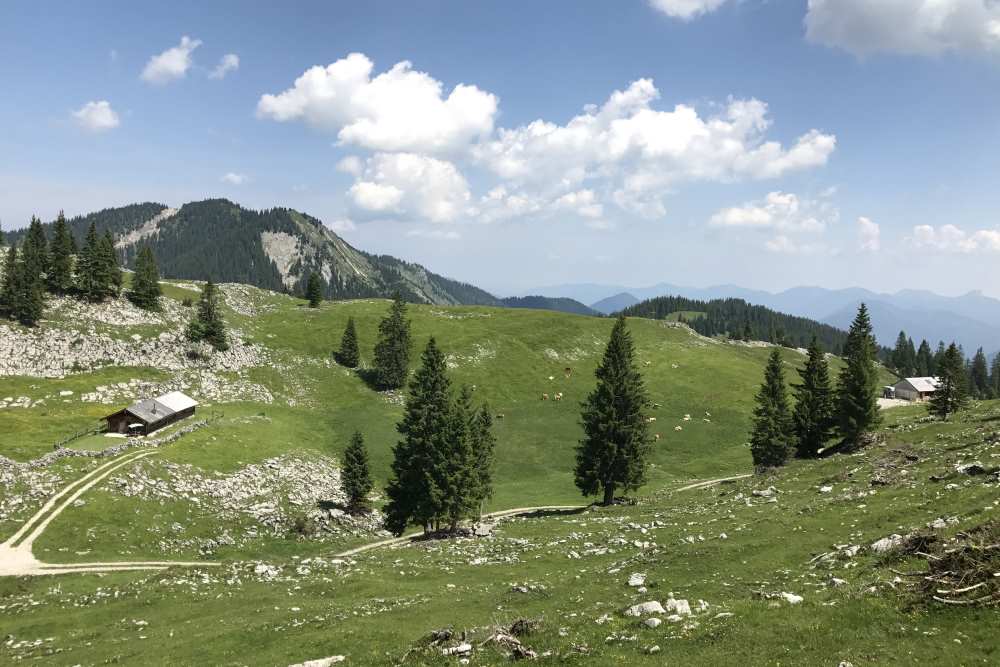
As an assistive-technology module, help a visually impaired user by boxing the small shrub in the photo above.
[182,297,193,307]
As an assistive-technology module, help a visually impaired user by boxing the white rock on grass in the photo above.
[625,601,666,617]
[780,592,803,605]
[665,597,691,616]
[644,617,662,628]
[288,657,345,667]
[627,573,646,587]
[442,643,472,656]
[870,534,904,553]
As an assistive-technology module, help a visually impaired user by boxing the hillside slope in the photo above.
[501,295,600,316]
[9,200,498,306]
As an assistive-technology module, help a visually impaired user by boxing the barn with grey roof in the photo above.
[104,391,198,436]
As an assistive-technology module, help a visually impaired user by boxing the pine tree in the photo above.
[128,245,162,310]
[574,315,652,506]
[15,270,44,326]
[336,317,360,367]
[836,303,881,448]
[20,216,48,286]
[101,231,122,297]
[342,431,373,512]
[373,293,412,390]
[185,280,229,351]
[915,339,933,376]
[47,211,74,294]
[750,348,794,470]
[384,337,453,535]
[305,272,323,308]
[441,385,478,530]
[791,337,835,458]
[891,331,911,376]
[76,222,103,301]
[742,319,753,342]
[969,347,989,399]
[929,343,969,420]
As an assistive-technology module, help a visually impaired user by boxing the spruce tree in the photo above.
[930,343,969,420]
[836,303,881,448]
[932,341,946,375]
[891,331,910,376]
[969,347,989,398]
[470,402,496,516]
[342,431,373,512]
[47,211,74,294]
[441,385,478,530]
[76,222,103,301]
[20,216,48,286]
[186,280,229,351]
[750,348,794,470]
[128,245,162,310]
[373,293,412,390]
[337,317,360,367]
[990,353,1000,400]
[384,337,453,535]
[0,245,16,316]
[101,231,122,297]
[791,337,835,458]
[305,272,323,308]
[574,315,652,506]
[15,270,44,326]
[916,339,933,376]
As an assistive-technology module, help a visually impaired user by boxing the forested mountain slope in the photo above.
[8,200,498,306]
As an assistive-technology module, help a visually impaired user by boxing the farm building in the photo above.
[893,377,940,402]
[104,391,198,436]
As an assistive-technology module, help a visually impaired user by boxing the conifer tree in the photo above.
[0,245,16,316]
[989,352,999,395]
[932,341,946,375]
[470,402,496,516]
[373,293,412,390]
[14,270,44,326]
[128,245,162,310]
[342,431,373,512]
[574,315,652,506]
[916,339,933,376]
[750,348,794,470]
[20,216,48,286]
[185,280,229,351]
[791,336,835,458]
[930,343,969,420]
[969,347,989,398]
[336,316,360,367]
[76,222,103,301]
[441,385,478,530]
[47,211,74,294]
[305,272,323,308]
[384,337,452,535]
[836,303,881,447]
[101,231,122,297]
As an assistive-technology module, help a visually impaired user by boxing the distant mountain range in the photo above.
[527,282,1000,355]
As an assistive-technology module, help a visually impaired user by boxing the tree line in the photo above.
[890,330,999,400]
[0,213,160,325]
[749,304,978,472]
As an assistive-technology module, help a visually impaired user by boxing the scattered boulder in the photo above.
[870,534,905,554]
[625,601,666,617]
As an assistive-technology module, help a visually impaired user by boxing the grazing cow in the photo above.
[564,367,572,376]
[554,392,563,401]
[496,413,505,419]
[674,425,683,431]
[654,433,661,441]
[647,416,657,423]
[542,393,549,401]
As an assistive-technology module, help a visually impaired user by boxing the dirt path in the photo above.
[0,449,217,577]
[333,474,751,559]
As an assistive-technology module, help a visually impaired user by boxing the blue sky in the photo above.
[2,0,1000,296]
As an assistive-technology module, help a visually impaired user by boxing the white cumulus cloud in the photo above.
[72,100,120,132]
[805,0,1000,57]
[347,153,471,223]
[221,172,248,185]
[209,53,240,80]
[141,36,202,84]
[648,0,730,20]
[910,224,1000,252]
[473,79,836,220]
[257,52,498,154]
[857,216,880,251]
[709,191,832,233]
